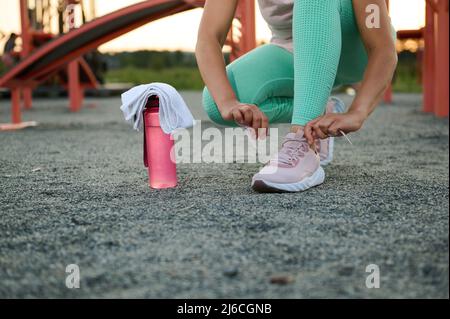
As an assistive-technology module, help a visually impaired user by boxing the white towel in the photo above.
[120,83,195,134]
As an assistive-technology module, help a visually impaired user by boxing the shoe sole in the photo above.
[252,166,326,193]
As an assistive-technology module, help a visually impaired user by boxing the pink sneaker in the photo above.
[317,97,346,166]
[252,131,325,193]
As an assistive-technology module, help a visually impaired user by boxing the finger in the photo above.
[232,109,244,125]
[318,118,336,136]
[309,116,322,123]
[304,123,315,146]
[328,121,342,137]
[260,114,269,139]
[305,116,325,144]
[313,122,328,140]
[241,108,253,127]
[306,117,321,128]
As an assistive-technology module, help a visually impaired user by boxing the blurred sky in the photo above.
[0,0,425,53]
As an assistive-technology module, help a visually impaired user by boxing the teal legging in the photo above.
[203,0,373,126]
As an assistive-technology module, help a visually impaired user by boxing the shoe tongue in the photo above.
[273,131,309,165]
[284,131,305,143]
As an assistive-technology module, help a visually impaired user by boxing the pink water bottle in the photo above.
[143,96,177,189]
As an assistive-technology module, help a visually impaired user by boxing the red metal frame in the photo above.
[68,60,83,112]
[11,88,21,124]
[0,1,197,87]
[383,0,393,104]
[423,1,436,113]
[228,0,257,61]
[421,0,449,117]
[19,0,32,58]
[0,0,254,129]
[384,0,448,118]
[68,1,83,112]
[3,0,445,131]
[19,0,33,115]
[433,0,449,117]
[1,0,99,129]
[1,0,201,129]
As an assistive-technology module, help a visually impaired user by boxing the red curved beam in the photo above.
[0,0,203,88]
[397,29,424,40]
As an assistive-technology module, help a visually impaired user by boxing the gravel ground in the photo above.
[0,92,448,299]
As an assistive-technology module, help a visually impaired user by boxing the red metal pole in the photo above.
[19,0,32,57]
[423,1,436,113]
[229,0,256,61]
[23,88,33,109]
[384,0,393,104]
[20,0,34,110]
[13,0,27,114]
[2,0,38,129]
[434,0,449,117]
[79,84,85,108]
[11,88,22,124]
[240,0,256,55]
[67,1,83,112]
[68,60,82,112]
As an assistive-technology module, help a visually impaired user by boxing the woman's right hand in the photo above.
[220,101,269,138]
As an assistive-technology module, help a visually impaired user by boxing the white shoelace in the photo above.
[339,130,354,145]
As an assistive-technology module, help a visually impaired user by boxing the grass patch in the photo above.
[105,60,423,93]
[105,67,204,90]
[393,63,422,93]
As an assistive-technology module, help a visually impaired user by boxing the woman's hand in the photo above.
[220,101,269,139]
[304,110,367,146]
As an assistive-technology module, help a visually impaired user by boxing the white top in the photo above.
[258,0,294,52]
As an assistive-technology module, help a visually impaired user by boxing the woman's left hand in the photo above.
[304,110,367,146]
